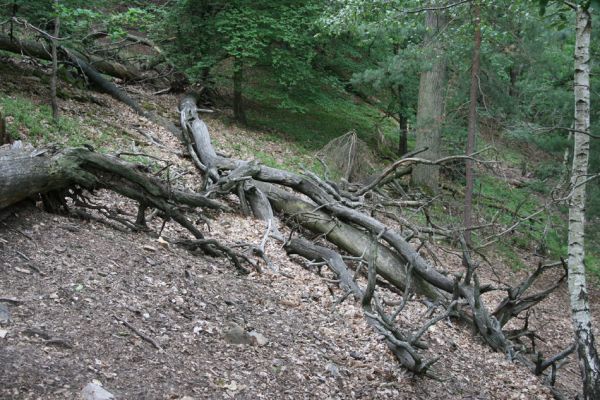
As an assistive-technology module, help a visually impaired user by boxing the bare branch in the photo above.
[355,147,494,196]
[403,0,472,14]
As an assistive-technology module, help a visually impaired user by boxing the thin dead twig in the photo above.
[355,147,494,196]
[113,314,163,351]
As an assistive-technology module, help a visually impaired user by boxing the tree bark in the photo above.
[233,58,246,124]
[50,0,60,121]
[0,33,140,81]
[411,5,447,193]
[569,6,600,399]
[398,112,408,156]
[463,0,481,248]
[256,181,441,299]
[0,147,228,214]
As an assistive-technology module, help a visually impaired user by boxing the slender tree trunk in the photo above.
[398,112,408,156]
[233,58,246,124]
[569,7,600,399]
[50,0,60,121]
[9,1,17,41]
[508,65,519,98]
[412,5,448,193]
[463,0,481,247]
[0,112,8,145]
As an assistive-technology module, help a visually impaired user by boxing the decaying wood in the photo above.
[0,147,227,213]
[256,181,440,299]
[286,237,455,374]
[0,146,245,270]
[0,33,140,81]
[62,48,145,115]
[176,94,570,390]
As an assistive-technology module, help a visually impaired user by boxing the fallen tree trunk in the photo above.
[0,33,140,81]
[0,147,71,209]
[256,181,441,299]
[0,145,247,268]
[0,91,571,393]
[61,49,145,116]
[0,89,573,393]
[0,146,228,215]
[176,94,572,392]
[286,237,441,373]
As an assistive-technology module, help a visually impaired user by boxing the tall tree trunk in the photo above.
[50,0,60,121]
[233,58,246,125]
[9,0,17,40]
[463,0,481,248]
[569,7,600,399]
[411,5,447,193]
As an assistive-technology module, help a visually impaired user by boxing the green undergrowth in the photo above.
[468,133,600,280]
[478,174,567,270]
[423,124,600,279]
[245,94,397,151]
[0,95,76,144]
[219,68,399,152]
[0,93,121,150]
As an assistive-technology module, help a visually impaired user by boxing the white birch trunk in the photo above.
[569,6,600,399]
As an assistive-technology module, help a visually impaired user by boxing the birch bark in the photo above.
[569,6,600,399]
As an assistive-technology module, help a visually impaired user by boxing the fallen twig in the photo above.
[112,314,162,351]
[0,297,23,304]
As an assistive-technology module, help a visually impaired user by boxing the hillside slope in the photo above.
[0,56,592,399]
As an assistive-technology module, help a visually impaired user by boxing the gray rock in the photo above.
[248,331,268,347]
[224,323,251,345]
[0,304,10,325]
[81,383,115,400]
[326,362,340,378]
[272,358,286,367]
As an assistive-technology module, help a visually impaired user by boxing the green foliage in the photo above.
[245,75,397,150]
[505,124,572,154]
[152,1,323,111]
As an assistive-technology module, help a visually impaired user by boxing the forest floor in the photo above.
[0,57,598,399]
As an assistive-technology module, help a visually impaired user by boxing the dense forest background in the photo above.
[2,0,600,399]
